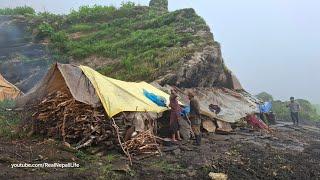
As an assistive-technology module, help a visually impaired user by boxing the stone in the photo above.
[112,161,131,173]
[208,172,228,180]
[172,148,181,155]
[180,174,187,178]
[187,170,197,177]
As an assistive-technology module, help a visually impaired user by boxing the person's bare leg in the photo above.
[176,131,182,141]
[171,133,177,141]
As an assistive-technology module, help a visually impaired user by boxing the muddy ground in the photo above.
[0,121,319,180]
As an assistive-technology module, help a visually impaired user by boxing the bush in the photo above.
[121,54,134,72]
[50,31,69,54]
[68,5,117,23]
[256,92,274,102]
[0,6,35,15]
[272,99,320,121]
[0,100,22,138]
[68,24,95,33]
[120,2,136,9]
[37,22,54,38]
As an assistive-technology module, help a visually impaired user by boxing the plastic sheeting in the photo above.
[259,102,272,113]
[0,73,22,100]
[80,66,173,117]
[152,84,260,123]
[143,89,167,107]
[16,63,100,107]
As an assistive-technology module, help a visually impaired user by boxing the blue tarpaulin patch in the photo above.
[143,89,167,107]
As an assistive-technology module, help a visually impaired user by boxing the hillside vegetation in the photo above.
[0,6,35,15]
[0,2,214,81]
[256,92,320,121]
[315,104,320,114]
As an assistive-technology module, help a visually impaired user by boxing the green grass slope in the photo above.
[1,2,216,82]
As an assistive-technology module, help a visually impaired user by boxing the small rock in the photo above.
[172,148,181,155]
[187,165,193,170]
[112,161,131,173]
[38,155,44,160]
[208,172,228,180]
[63,142,71,148]
[187,170,196,177]
[180,174,187,178]
[96,152,104,157]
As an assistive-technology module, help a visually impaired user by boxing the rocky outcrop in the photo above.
[153,9,237,89]
[155,45,231,88]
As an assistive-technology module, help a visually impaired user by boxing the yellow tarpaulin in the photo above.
[80,66,172,117]
[0,73,22,101]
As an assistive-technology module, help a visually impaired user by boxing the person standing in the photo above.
[169,89,182,142]
[266,111,276,125]
[188,92,201,146]
[287,97,301,126]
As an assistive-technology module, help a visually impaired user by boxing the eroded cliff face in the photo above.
[0,16,51,92]
[155,43,232,88]
[153,9,234,89]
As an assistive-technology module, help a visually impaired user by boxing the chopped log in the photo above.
[25,90,161,162]
[27,91,120,150]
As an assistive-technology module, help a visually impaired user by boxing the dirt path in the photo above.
[0,122,319,180]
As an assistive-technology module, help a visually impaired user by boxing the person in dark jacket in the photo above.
[286,97,301,126]
[188,92,201,146]
[169,89,182,142]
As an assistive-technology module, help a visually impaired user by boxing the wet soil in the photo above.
[0,121,319,180]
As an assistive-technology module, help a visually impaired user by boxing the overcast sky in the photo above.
[1,0,319,103]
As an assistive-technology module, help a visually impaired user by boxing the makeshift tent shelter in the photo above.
[17,63,177,157]
[80,65,172,117]
[0,73,22,100]
[152,84,259,123]
[17,63,100,107]
[18,63,259,124]
[17,63,174,117]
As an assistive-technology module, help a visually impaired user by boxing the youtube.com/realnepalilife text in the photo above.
[11,162,80,168]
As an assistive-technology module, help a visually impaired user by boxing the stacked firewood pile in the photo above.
[30,91,119,149]
[27,90,162,159]
[123,129,161,157]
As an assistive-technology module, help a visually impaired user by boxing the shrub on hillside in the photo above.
[0,6,35,15]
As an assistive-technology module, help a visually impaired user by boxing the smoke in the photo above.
[0,15,51,93]
[0,16,25,49]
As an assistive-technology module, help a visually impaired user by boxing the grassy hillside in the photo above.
[1,2,215,81]
[314,104,320,114]
[0,6,35,15]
